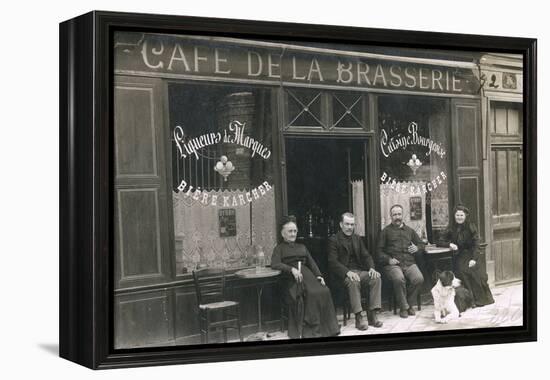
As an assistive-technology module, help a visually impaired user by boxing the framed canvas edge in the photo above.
[59,10,537,370]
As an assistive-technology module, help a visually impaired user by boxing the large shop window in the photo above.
[169,83,276,275]
[378,96,451,242]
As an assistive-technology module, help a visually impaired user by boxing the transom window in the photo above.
[284,88,368,131]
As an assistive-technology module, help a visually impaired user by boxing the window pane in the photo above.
[491,101,523,137]
[378,96,451,242]
[332,92,365,129]
[287,88,324,127]
[169,83,276,273]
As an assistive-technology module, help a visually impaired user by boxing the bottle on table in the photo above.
[256,245,265,272]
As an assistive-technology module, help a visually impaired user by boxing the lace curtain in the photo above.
[173,189,276,273]
[380,181,427,238]
[351,180,365,236]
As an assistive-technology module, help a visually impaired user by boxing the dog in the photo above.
[431,271,461,324]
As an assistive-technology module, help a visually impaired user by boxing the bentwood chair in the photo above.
[192,267,242,343]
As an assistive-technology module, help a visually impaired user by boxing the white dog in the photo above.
[431,271,461,324]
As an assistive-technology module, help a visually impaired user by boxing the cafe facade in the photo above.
[113,32,523,348]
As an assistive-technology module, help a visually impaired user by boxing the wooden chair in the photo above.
[386,281,422,314]
[327,276,365,326]
[192,268,242,343]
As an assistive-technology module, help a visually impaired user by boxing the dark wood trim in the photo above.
[277,87,288,218]
[283,131,375,139]
[364,92,379,253]
[368,94,380,204]
[271,87,284,236]
[162,79,178,282]
[114,267,277,294]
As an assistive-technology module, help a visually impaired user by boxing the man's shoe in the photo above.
[407,307,416,316]
[399,309,409,318]
[355,313,369,331]
[367,310,384,328]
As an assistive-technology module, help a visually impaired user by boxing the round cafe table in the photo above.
[424,245,453,284]
[425,246,452,254]
[235,267,280,332]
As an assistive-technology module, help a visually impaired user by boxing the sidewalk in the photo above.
[265,282,522,340]
[340,282,523,335]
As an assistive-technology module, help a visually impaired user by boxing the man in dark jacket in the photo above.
[328,212,383,331]
[377,204,425,318]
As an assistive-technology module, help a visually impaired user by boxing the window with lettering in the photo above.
[378,95,451,242]
[169,82,276,273]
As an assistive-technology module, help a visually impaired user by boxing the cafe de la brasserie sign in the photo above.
[115,33,480,95]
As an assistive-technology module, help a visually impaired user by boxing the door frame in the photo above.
[279,133,377,253]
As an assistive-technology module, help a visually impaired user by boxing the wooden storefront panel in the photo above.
[174,286,201,345]
[451,99,483,236]
[114,76,176,348]
[114,76,174,290]
[491,149,522,283]
[117,188,162,279]
[490,101,523,284]
[115,290,174,348]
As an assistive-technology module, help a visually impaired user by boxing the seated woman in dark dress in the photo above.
[271,216,340,339]
[438,205,495,308]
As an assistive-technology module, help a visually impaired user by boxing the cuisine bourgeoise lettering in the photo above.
[380,122,447,159]
[134,38,471,94]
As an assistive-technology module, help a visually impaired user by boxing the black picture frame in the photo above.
[59,10,537,369]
